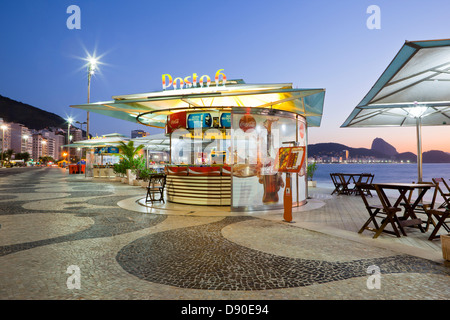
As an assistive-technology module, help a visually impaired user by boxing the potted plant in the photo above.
[138,168,159,187]
[442,234,450,262]
[307,162,318,188]
[117,141,145,185]
[113,162,126,181]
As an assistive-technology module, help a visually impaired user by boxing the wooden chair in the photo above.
[146,174,166,204]
[356,182,405,238]
[330,173,343,195]
[401,181,436,232]
[330,173,350,195]
[423,181,450,240]
[432,178,450,209]
[426,208,450,240]
[352,173,374,196]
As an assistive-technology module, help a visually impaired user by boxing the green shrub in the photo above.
[113,162,127,176]
[307,162,318,181]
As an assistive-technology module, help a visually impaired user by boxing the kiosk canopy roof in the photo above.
[71,82,326,128]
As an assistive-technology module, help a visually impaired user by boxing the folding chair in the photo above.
[426,208,450,240]
[401,181,436,232]
[330,173,343,195]
[423,181,450,240]
[330,173,349,195]
[432,178,450,209]
[146,174,166,204]
[353,173,374,196]
[356,182,405,238]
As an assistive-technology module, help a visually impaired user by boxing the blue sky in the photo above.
[1,0,449,153]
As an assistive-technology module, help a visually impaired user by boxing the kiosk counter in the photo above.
[165,166,231,205]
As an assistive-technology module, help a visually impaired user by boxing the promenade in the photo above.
[0,166,448,301]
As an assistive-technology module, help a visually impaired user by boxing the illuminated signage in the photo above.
[162,69,227,90]
[166,111,187,134]
[94,147,119,154]
[187,113,212,128]
[220,112,231,128]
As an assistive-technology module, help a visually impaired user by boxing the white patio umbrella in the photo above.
[342,39,450,182]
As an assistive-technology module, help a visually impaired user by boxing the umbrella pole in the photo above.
[416,117,423,183]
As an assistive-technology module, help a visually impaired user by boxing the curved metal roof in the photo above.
[71,81,326,128]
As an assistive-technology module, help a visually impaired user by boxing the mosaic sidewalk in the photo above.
[0,167,448,300]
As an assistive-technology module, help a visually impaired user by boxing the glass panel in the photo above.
[231,108,306,210]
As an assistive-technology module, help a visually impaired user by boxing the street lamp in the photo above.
[22,134,29,154]
[75,121,87,139]
[67,117,73,164]
[75,120,87,159]
[41,140,47,156]
[1,124,7,167]
[86,55,99,140]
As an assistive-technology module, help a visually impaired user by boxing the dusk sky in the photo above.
[1,0,449,153]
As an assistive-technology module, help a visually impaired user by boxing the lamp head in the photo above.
[407,102,428,119]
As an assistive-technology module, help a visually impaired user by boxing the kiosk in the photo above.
[71,74,325,212]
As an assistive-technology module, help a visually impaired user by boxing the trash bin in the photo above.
[69,165,78,174]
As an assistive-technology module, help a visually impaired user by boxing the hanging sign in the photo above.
[166,111,187,134]
[162,69,226,90]
[107,147,119,154]
[220,112,231,128]
[187,113,212,128]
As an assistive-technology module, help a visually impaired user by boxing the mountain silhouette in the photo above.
[371,137,398,156]
[308,138,450,163]
[0,95,66,130]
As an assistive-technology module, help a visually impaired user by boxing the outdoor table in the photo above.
[340,174,364,194]
[373,183,432,235]
[333,173,373,195]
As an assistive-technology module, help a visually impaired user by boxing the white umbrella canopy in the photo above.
[63,133,129,148]
[131,133,170,152]
[342,39,450,181]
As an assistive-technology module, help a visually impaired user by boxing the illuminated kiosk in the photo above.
[71,75,325,211]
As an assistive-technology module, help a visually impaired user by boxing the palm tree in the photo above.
[117,141,145,169]
[5,149,13,161]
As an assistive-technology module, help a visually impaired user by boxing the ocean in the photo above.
[312,163,450,202]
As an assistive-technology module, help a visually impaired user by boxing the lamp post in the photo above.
[22,134,29,154]
[67,117,73,164]
[76,120,87,159]
[86,56,98,140]
[1,124,7,167]
[75,121,87,139]
[41,140,47,156]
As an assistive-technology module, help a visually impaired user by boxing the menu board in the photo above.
[277,147,305,173]
[94,147,119,154]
